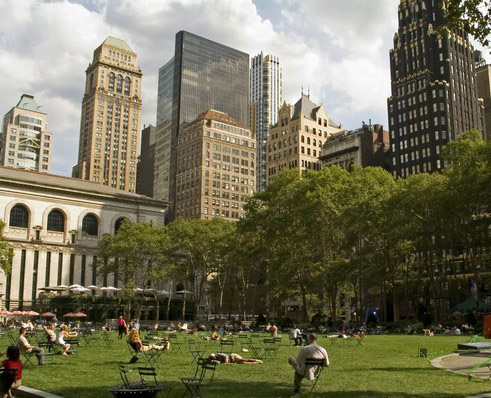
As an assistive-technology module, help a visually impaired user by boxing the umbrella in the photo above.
[176,290,194,295]
[57,285,68,291]
[87,285,99,290]
[24,311,39,317]
[63,312,76,318]
[12,311,24,317]
[0,310,12,316]
[105,286,118,291]
[69,284,83,289]
[40,312,56,318]
[73,312,87,318]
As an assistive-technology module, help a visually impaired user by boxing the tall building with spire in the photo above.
[154,31,249,217]
[388,0,484,178]
[72,37,142,193]
[250,53,282,192]
[1,94,52,173]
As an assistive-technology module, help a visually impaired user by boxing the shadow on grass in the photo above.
[52,380,485,398]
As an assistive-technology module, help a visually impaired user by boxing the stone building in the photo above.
[175,110,256,220]
[72,36,142,193]
[0,167,166,311]
[476,61,491,141]
[266,94,342,183]
[388,0,484,178]
[320,123,390,171]
[1,94,52,173]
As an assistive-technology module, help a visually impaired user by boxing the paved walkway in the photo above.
[432,349,491,379]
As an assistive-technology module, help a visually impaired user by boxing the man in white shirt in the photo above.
[18,327,45,365]
[288,333,328,394]
[290,326,302,346]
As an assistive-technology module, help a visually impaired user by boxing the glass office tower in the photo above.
[154,31,249,212]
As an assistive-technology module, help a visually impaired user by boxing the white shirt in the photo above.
[19,335,31,351]
[291,328,301,338]
[295,342,329,380]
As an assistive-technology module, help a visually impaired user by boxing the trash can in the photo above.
[484,315,491,339]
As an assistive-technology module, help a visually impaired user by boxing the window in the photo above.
[124,77,131,96]
[108,73,115,92]
[114,217,127,234]
[116,75,123,93]
[47,210,65,232]
[82,214,99,236]
[9,205,29,228]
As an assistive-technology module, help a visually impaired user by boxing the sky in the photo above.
[0,0,488,176]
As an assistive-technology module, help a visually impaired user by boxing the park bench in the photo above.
[180,358,217,398]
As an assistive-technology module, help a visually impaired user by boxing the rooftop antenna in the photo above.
[301,85,304,96]
[308,86,310,98]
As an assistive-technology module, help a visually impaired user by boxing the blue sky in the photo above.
[0,0,488,176]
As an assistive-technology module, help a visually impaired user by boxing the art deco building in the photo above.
[1,94,52,173]
[72,36,142,193]
[320,123,390,171]
[154,31,249,216]
[250,53,282,192]
[175,110,256,220]
[266,94,342,183]
[0,167,166,311]
[388,0,484,178]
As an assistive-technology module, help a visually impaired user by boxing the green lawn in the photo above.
[13,333,491,398]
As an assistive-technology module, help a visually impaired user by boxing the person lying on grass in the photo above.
[207,353,263,364]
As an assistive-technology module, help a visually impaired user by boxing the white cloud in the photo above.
[1,0,483,177]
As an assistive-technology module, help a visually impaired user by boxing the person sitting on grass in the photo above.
[18,327,44,366]
[0,346,22,398]
[56,325,73,356]
[288,333,328,395]
[127,325,166,353]
[207,352,263,364]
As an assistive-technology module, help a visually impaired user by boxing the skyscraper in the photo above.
[1,94,52,173]
[250,53,282,192]
[388,0,484,178]
[137,124,156,197]
[72,36,142,193]
[154,31,249,213]
[175,109,256,220]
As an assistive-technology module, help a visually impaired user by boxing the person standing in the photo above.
[270,323,278,337]
[117,316,127,340]
[18,328,45,365]
[290,326,302,346]
[288,333,328,394]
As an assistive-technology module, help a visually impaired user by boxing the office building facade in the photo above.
[175,110,256,220]
[320,123,390,170]
[388,0,484,178]
[72,36,142,193]
[154,31,249,215]
[1,94,52,173]
[136,125,156,197]
[476,60,491,141]
[266,94,342,183]
[250,53,282,192]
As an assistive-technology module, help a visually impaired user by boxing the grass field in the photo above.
[12,333,491,398]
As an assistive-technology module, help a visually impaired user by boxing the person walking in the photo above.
[117,315,127,340]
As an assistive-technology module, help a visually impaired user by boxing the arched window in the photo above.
[301,135,305,143]
[114,217,128,234]
[307,137,311,145]
[124,77,131,96]
[82,214,99,236]
[313,139,316,146]
[47,210,65,232]
[116,75,123,93]
[9,205,29,228]
[108,73,115,92]
[89,74,94,90]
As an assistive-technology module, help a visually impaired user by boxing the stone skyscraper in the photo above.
[154,31,249,215]
[1,94,52,173]
[388,0,484,178]
[250,53,282,192]
[72,37,142,192]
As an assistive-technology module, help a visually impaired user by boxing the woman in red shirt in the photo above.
[0,345,22,398]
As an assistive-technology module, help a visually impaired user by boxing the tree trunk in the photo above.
[155,295,160,322]
[166,280,173,321]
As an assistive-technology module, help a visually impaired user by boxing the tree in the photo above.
[0,221,13,274]
[442,0,491,47]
